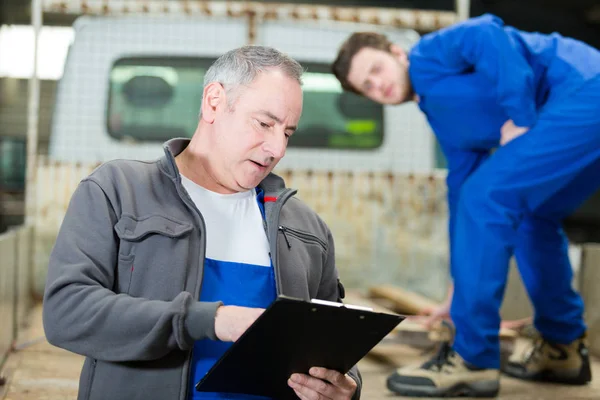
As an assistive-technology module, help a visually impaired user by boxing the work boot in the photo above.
[387,342,500,397]
[502,335,592,385]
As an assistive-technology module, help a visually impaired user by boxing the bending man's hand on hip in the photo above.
[500,119,530,146]
[288,367,357,400]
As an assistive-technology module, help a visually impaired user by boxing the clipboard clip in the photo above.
[310,298,374,312]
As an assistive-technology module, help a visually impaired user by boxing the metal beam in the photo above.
[455,0,470,21]
[25,0,42,225]
[42,0,459,31]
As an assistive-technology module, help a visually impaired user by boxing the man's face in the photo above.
[346,46,412,105]
[205,69,303,193]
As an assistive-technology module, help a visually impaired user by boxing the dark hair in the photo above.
[331,32,394,94]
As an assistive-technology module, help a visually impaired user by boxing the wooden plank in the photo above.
[343,290,400,316]
[368,284,439,315]
[344,291,432,332]
[357,287,518,342]
[344,290,433,349]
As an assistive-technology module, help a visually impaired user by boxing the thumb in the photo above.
[419,307,434,316]
[423,317,434,330]
[422,313,440,329]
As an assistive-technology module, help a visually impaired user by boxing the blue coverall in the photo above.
[408,13,600,369]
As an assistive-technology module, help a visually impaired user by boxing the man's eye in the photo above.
[259,121,270,128]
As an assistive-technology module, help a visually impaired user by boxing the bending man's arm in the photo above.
[413,13,537,127]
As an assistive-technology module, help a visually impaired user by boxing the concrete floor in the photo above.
[2,304,600,400]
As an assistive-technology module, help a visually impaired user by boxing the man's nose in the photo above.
[264,130,287,159]
[372,76,385,91]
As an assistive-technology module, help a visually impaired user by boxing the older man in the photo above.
[43,45,361,400]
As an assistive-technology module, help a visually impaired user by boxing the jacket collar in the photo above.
[158,138,287,196]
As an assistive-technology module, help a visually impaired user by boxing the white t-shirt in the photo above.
[180,175,271,267]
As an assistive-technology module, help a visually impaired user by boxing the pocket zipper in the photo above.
[278,226,327,250]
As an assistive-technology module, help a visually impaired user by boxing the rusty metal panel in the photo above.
[277,169,450,301]
[42,0,458,32]
[32,158,99,297]
[0,225,35,367]
[15,225,34,328]
[0,230,17,368]
[32,161,573,310]
[31,161,451,300]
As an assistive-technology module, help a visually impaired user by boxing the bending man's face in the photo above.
[346,46,412,105]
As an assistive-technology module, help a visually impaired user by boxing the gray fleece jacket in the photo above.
[42,138,362,400]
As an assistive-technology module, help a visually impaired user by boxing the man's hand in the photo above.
[500,119,529,146]
[407,284,453,329]
[415,302,451,329]
[288,367,357,400]
[214,305,264,342]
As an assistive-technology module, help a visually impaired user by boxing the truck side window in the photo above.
[107,57,207,142]
[0,137,26,192]
[107,57,384,150]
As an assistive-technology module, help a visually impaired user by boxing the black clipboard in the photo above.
[195,295,404,399]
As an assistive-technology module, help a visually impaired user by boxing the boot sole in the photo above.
[502,349,592,386]
[502,365,592,385]
[387,378,500,398]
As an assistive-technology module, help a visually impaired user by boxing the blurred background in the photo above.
[1,1,600,397]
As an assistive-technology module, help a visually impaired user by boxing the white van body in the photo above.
[48,15,436,173]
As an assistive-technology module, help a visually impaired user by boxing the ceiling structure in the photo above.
[1,0,599,47]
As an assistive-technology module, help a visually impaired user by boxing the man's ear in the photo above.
[390,44,408,64]
[200,82,225,124]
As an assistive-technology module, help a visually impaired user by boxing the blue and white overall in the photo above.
[409,13,600,369]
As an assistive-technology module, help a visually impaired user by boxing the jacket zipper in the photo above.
[84,359,98,400]
[279,226,292,249]
[268,188,296,295]
[278,225,327,250]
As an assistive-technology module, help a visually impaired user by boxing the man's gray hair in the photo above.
[202,45,304,110]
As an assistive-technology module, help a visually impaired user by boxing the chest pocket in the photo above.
[279,226,327,298]
[113,214,194,298]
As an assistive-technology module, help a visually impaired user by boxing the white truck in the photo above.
[48,13,439,173]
